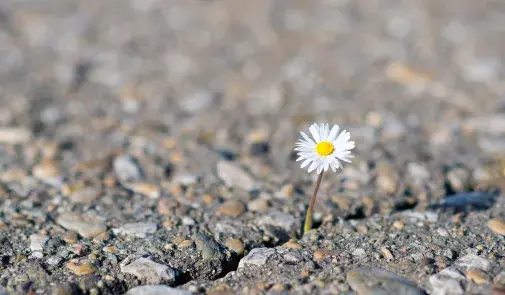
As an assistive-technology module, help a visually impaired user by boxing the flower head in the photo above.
[295,123,355,174]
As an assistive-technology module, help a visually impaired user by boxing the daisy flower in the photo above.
[295,123,355,234]
[295,123,355,174]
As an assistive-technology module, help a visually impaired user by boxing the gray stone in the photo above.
[125,285,192,295]
[121,257,176,284]
[429,273,464,295]
[352,248,366,257]
[283,251,302,263]
[346,267,426,295]
[438,192,496,210]
[257,211,297,235]
[238,248,275,268]
[194,233,223,260]
[29,234,48,252]
[455,254,492,271]
[113,222,157,238]
[114,155,144,183]
[57,212,107,238]
[402,211,438,223]
[70,187,100,204]
[216,161,255,191]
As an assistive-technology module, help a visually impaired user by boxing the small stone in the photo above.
[283,251,302,263]
[208,284,234,295]
[103,246,117,253]
[93,231,110,242]
[125,285,192,295]
[347,267,425,295]
[217,161,255,191]
[70,187,100,204]
[112,222,157,238]
[407,162,430,185]
[248,198,270,212]
[157,198,179,215]
[447,168,470,192]
[225,238,245,256]
[114,155,144,183]
[257,211,297,236]
[456,254,492,271]
[71,244,85,256]
[121,257,176,284]
[488,218,505,235]
[283,240,302,249]
[57,213,107,239]
[63,231,78,243]
[381,247,394,260]
[429,273,464,295]
[376,161,398,194]
[352,248,366,257]
[0,127,32,144]
[182,216,196,226]
[46,256,62,267]
[30,234,48,252]
[66,261,97,275]
[32,159,60,179]
[437,228,450,237]
[219,200,246,217]
[125,183,160,199]
[277,183,295,198]
[238,248,275,268]
[393,220,405,230]
[439,192,496,210]
[178,240,193,248]
[314,250,330,261]
[466,268,490,284]
[194,233,223,260]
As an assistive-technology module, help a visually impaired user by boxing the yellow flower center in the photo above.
[315,141,334,156]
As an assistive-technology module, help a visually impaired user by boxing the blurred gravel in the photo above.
[0,0,505,294]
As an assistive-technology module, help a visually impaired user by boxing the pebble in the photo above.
[125,285,192,295]
[282,240,302,249]
[407,162,430,184]
[250,141,270,156]
[178,240,193,248]
[439,192,496,209]
[194,233,223,260]
[446,168,470,192]
[403,211,438,223]
[429,272,464,295]
[225,238,245,256]
[393,220,405,229]
[248,198,270,212]
[32,159,60,179]
[488,218,505,235]
[29,234,48,252]
[70,187,100,204]
[346,267,425,295]
[238,248,275,268]
[121,257,176,284]
[375,161,398,194]
[381,118,407,140]
[381,247,394,260]
[283,251,302,263]
[216,161,255,191]
[456,254,492,271]
[112,222,157,238]
[66,261,97,275]
[113,155,144,183]
[57,213,107,238]
[466,268,490,284]
[313,250,330,261]
[352,248,366,257]
[257,211,297,235]
[157,198,179,215]
[182,216,196,226]
[0,127,32,144]
[125,183,160,199]
[63,231,78,243]
[219,200,246,217]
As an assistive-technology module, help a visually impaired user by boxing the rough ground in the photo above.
[0,0,504,294]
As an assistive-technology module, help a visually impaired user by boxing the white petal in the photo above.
[323,159,330,171]
[327,124,340,142]
[309,124,320,142]
[300,131,315,145]
[308,160,319,173]
[300,159,312,168]
[317,165,323,174]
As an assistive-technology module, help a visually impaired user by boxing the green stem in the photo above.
[303,171,324,234]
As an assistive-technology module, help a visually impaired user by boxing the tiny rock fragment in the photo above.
[219,200,246,217]
[216,161,255,191]
[66,261,97,275]
[32,159,60,179]
[0,127,32,144]
[466,268,490,284]
[283,240,302,249]
[121,257,176,284]
[381,247,394,260]
[487,218,505,235]
[125,183,160,199]
[225,238,244,256]
[313,250,330,261]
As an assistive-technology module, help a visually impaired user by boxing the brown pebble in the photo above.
[125,183,160,199]
[300,269,310,278]
[381,247,394,260]
[92,231,110,242]
[488,218,505,235]
[202,194,214,204]
[363,196,375,216]
[162,220,174,228]
[282,240,302,249]
[178,240,194,248]
[271,283,285,291]
[71,244,85,256]
[157,198,179,215]
[467,268,490,284]
[314,250,330,261]
[278,184,294,198]
[225,238,245,256]
[66,261,96,275]
[63,232,78,243]
[219,200,246,217]
[32,159,60,179]
[103,246,117,253]
[392,220,405,230]
[331,195,351,210]
[248,198,270,213]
